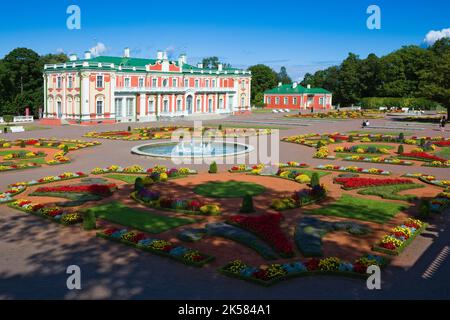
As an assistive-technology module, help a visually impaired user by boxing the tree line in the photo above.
[0,48,67,118]
[300,38,450,113]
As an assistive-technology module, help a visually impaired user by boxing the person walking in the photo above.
[440,116,446,132]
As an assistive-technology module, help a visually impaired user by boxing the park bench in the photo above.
[10,126,25,133]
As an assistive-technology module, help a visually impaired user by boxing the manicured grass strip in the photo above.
[357,184,424,201]
[194,181,266,198]
[104,173,146,184]
[434,147,450,160]
[335,153,381,159]
[18,157,48,164]
[87,201,195,234]
[0,150,32,156]
[347,131,403,136]
[305,194,407,223]
[0,125,49,132]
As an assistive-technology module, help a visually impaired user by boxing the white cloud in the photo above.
[56,48,65,53]
[90,42,107,57]
[424,28,450,45]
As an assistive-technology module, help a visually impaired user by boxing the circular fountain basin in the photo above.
[131,140,253,158]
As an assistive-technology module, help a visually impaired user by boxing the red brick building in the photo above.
[264,82,332,110]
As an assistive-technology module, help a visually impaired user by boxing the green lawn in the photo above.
[335,153,381,159]
[194,180,266,198]
[18,157,48,164]
[0,125,49,132]
[250,108,274,114]
[305,194,407,223]
[357,184,424,201]
[434,147,450,160]
[212,123,291,130]
[88,201,195,233]
[104,173,147,184]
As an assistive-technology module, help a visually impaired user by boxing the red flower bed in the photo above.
[329,134,349,141]
[228,213,294,257]
[25,139,39,145]
[401,152,446,162]
[34,184,117,197]
[334,177,413,189]
[434,140,450,147]
[100,131,132,137]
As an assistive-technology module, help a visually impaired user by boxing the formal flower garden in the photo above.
[1,156,447,286]
[282,132,450,168]
[0,138,101,172]
[84,125,272,141]
[284,110,383,119]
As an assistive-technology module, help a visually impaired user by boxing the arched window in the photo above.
[163,79,168,87]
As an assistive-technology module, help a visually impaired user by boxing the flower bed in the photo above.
[0,185,27,204]
[335,145,390,155]
[227,213,294,258]
[0,162,41,172]
[33,183,117,197]
[96,227,214,267]
[373,219,427,255]
[131,191,221,216]
[316,164,391,175]
[399,152,446,163]
[9,199,83,225]
[422,160,450,168]
[334,177,414,190]
[285,110,382,119]
[270,185,327,211]
[342,155,413,166]
[434,140,450,147]
[403,173,450,188]
[278,161,309,168]
[91,164,197,176]
[219,254,386,286]
[2,151,47,160]
[8,172,88,188]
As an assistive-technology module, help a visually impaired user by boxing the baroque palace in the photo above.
[43,48,252,124]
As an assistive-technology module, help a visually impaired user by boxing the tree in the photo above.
[239,194,255,213]
[201,56,231,69]
[247,64,278,106]
[335,53,362,106]
[277,66,292,84]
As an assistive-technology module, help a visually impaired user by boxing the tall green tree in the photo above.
[247,64,278,106]
[335,53,362,106]
[201,56,231,69]
[277,66,292,84]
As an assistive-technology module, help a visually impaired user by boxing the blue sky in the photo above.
[0,0,448,80]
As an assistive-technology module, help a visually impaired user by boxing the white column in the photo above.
[81,73,90,120]
[171,94,175,116]
[62,75,66,119]
[110,75,116,119]
[121,97,126,119]
[140,93,146,120]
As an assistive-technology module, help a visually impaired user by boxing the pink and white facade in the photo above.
[43,49,252,124]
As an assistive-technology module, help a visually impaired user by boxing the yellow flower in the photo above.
[295,174,311,183]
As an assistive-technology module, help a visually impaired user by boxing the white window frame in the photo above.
[115,98,122,117]
[195,79,199,88]
[152,78,157,87]
[68,75,73,89]
[173,78,178,87]
[148,99,155,113]
[196,98,201,112]
[275,97,280,104]
[57,76,62,89]
[205,79,209,88]
[284,97,288,105]
[96,99,104,115]
[184,78,189,87]
[293,97,297,105]
[124,77,131,88]
[162,79,168,87]
[176,99,182,112]
[212,79,216,87]
[138,78,144,88]
[126,98,134,116]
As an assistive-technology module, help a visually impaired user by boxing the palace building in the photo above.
[43,48,252,124]
[264,82,332,111]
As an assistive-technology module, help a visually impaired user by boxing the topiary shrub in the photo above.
[310,172,320,188]
[127,126,131,132]
[239,194,255,213]
[218,124,223,131]
[208,161,218,173]
[419,200,431,220]
[316,140,325,149]
[134,177,145,191]
[83,210,96,230]
[63,145,69,153]
[397,144,404,154]
[348,135,354,142]
[20,140,26,148]
[420,138,426,147]
[399,132,404,141]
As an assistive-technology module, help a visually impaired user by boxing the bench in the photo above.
[10,126,25,133]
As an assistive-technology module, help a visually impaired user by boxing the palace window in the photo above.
[163,79,168,87]
[57,76,62,89]
[208,98,213,112]
[68,76,73,89]
[173,78,178,87]
[148,99,155,113]
[96,75,104,88]
[195,79,199,88]
[138,78,144,88]
[177,99,182,112]
[241,81,245,90]
[152,78,157,87]
[184,79,189,87]
[241,96,246,108]
[205,79,209,88]
[275,97,280,104]
[115,98,122,117]
[96,99,103,115]
[319,97,324,105]
[196,98,201,112]
[228,95,234,110]
[124,78,130,88]
[293,97,298,105]
[267,97,270,104]
[219,98,224,109]
[212,79,216,87]
[163,99,169,113]
[284,97,288,105]
[126,98,133,116]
